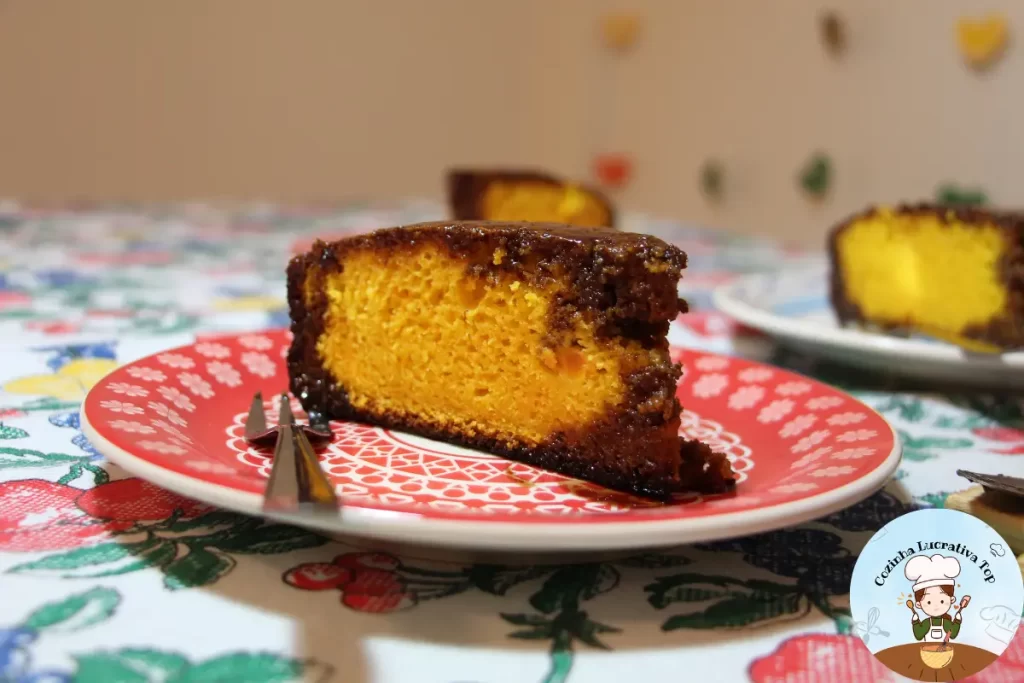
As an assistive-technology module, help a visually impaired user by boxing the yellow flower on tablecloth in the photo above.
[3,358,118,401]
[212,295,283,312]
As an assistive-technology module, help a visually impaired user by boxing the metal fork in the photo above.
[245,393,338,512]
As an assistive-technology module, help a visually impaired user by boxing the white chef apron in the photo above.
[922,617,954,642]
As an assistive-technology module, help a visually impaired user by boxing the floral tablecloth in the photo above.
[1,201,1022,683]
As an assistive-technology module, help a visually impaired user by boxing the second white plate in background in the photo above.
[712,258,1024,389]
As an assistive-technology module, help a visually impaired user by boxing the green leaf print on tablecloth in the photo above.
[468,565,554,596]
[13,397,84,414]
[73,651,327,683]
[898,430,973,462]
[501,564,623,683]
[21,587,120,633]
[73,650,190,682]
[873,396,928,423]
[162,546,236,590]
[285,551,694,683]
[0,447,88,470]
[4,587,331,683]
[646,574,812,630]
[875,393,1023,432]
[11,537,181,578]
[950,394,1024,428]
[0,425,29,439]
[10,513,326,586]
[642,496,918,635]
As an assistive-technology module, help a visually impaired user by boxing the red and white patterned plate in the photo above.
[81,330,901,551]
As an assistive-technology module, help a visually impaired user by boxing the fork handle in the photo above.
[263,424,337,512]
[293,427,338,506]
[264,424,301,508]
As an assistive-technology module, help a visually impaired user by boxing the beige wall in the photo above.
[591,0,1024,242]
[0,1,1021,243]
[0,1,555,203]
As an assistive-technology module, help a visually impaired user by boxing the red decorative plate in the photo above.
[82,330,900,551]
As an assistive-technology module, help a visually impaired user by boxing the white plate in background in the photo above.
[712,258,1024,389]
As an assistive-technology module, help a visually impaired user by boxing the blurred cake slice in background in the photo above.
[828,204,1024,351]
[447,169,616,228]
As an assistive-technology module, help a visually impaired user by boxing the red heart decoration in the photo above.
[593,154,633,188]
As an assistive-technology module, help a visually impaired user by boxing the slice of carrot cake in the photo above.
[287,220,734,499]
[829,204,1024,351]
[448,169,616,228]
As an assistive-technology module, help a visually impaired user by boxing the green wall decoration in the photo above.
[936,184,988,206]
[798,153,832,198]
[700,160,724,200]
[820,11,846,56]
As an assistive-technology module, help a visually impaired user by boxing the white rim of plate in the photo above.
[712,267,1024,368]
[81,396,903,552]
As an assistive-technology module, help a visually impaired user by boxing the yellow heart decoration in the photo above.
[601,13,641,52]
[957,15,1010,68]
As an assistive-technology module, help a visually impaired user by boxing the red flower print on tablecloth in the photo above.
[74,478,209,523]
[749,634,897,682]
[76,251,174,266]
[972,426,1024,455]
[962,627,1024,682]
[0,480,110,551]
[284,552,419,613]
[25,321,82,335]
[0,290,31,309]
[0,478,209,552]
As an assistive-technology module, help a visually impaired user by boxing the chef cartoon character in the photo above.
[904,554,972,642]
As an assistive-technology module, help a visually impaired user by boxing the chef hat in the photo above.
[905,554,961,592]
